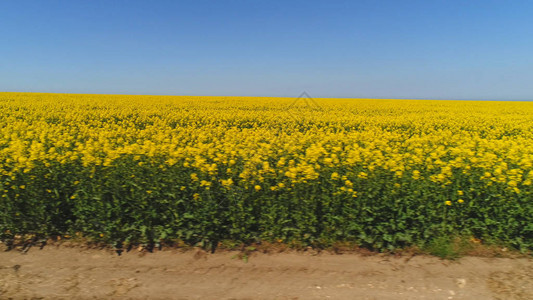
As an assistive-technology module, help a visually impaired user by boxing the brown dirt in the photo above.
[0,245,532,300]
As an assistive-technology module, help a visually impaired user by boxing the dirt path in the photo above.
[0,246,532,300]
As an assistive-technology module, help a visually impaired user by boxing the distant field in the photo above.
[1,92,532,252]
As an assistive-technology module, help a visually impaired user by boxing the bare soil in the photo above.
[1,244,532,300]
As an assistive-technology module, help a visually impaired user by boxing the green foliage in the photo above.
[425,236,461,259]
[1,156,532,253]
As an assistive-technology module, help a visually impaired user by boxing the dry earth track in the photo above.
[0,245,532,299]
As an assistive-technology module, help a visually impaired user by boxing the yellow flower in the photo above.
[254,185,261,191]
[457,199,464,203]
[190,173,199,182]
[357,172,368,179]
[345,180,353,187]
[445,201,452,206]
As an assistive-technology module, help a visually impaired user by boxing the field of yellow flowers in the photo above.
[1,92,532,251]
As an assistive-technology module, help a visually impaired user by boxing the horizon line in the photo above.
[1,90,532,102]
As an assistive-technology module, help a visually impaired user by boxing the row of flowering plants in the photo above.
[1,92,532,252]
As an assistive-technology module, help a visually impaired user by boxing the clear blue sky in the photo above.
[1,0,532,100]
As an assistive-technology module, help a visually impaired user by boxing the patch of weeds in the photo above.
[231,246,256,263]
[425,236,461,259]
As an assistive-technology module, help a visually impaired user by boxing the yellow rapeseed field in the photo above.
[1,92,532,251]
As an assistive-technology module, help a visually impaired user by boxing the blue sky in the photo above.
[1,0,532,100]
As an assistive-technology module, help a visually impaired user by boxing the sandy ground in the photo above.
[0,245,532,300]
